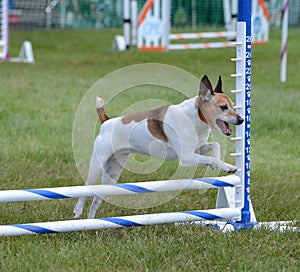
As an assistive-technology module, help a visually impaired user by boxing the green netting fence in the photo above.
[9,0,300,30]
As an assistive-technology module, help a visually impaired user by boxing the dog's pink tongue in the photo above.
[226,126,232,135]
[217,120,232,136]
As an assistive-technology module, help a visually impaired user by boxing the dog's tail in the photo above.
[96,97,110,124]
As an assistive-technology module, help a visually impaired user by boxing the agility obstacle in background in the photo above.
[0,0,298,236]
[137,0,269,51]
[224,0,270,44]
[112,0,138,51]
[0,0,34,63]
[251,0,270,44]
[0,0,9,61]
[280,0,289,82]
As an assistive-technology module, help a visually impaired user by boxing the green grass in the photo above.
[0,28,299,271]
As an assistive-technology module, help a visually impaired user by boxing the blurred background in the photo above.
[8,0,300,30]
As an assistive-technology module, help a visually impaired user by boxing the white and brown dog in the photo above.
[74,75,244,219]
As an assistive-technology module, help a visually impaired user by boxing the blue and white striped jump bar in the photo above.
[0,175,240,203]
[0,208,241,236]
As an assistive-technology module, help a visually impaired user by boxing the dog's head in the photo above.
[196,75,244,136]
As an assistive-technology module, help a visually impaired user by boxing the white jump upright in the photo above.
[112,0,138,50]
[217,22,254,219]
[0,0,34,63]
[0,0,9,61]
[123,0,131,49]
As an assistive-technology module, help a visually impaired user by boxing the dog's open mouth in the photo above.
[216,119,232,136]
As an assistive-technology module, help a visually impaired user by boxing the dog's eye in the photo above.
[220,105,228,111]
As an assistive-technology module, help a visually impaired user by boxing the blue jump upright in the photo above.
[238,0,253,227]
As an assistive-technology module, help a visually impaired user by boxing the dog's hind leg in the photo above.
[73,149,103,219]
[87,153,129,219]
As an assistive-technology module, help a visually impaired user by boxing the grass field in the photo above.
[0,28,299,271]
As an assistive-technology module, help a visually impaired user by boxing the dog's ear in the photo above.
[198,75,214,101]
[214,75,223,93]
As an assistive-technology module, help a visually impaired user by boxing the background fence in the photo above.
[8,0,300,30]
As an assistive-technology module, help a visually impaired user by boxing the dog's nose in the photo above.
[237,116,244,125]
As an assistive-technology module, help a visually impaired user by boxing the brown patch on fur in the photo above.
[121,105,169,142]
[215,93,234,107]
[97,108,110,124]
[195,96,208,124]
[121,111,148,124]
[197,108,208,124]
[196,90,233,108]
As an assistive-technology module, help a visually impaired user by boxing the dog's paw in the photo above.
[209,158,224,170]
[210,158,238,173]
[222,163,238,173]
[73,207,83,219]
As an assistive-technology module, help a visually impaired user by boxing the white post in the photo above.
[233,22,247,215]
[191,0,197,30]
[231,0,238,32]
[60,0,66,28]
[46,0,52,29]
[0,0,9,61]
[123,0,131,49]
[223,0,232,32]
[163,0,171,50]
[217,22,246,217]
[280,0,288,82]
[131,0,138,46]
[217,22,256,223]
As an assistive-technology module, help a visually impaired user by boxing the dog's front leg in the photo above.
[195,143,237,173]
[169,139,236,173]
[179,152,237,173]
[195,142,221,160]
